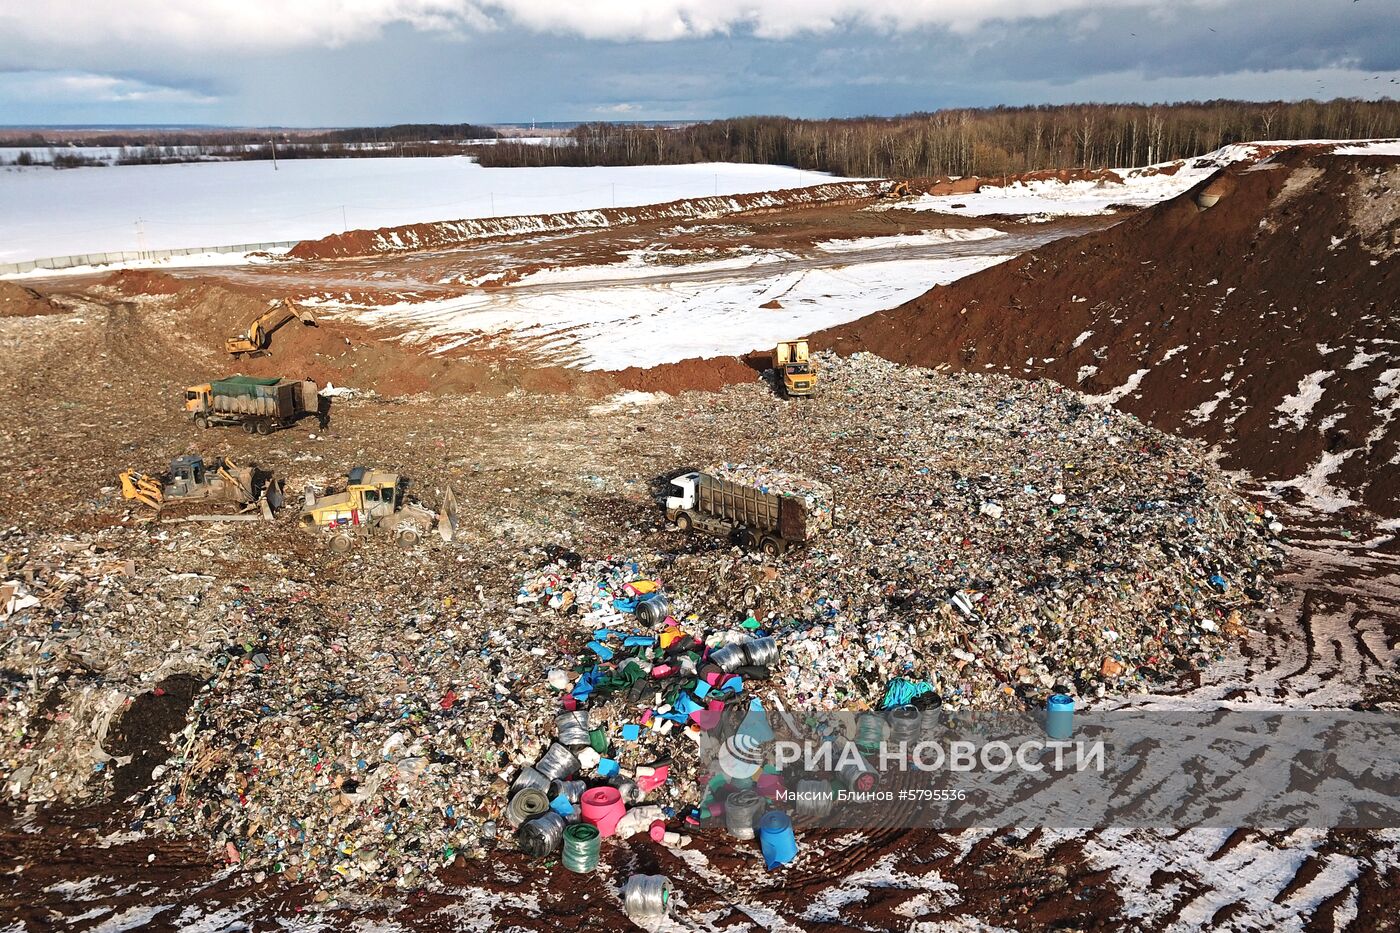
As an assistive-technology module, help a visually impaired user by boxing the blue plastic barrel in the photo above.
[1046,694,1075,740]
[758,810,798,870]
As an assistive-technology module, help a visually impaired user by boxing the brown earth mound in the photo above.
[102,269,184,295]
[0,282,57,317]
[289,182,888,261]
[817,149,1400,516]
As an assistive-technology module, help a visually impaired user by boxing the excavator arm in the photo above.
[226,298,318,357]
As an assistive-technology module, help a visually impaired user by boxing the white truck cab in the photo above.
[665,472,700,514]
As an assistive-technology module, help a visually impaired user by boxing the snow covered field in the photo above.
[0,158,846,264]
[317,244,1016,370]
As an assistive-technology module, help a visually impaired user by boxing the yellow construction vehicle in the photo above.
[773,340,817,398]
[119,455,283,517]
[299,467,458,553]
[226,298,317,358]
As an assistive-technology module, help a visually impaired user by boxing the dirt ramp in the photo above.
[817,148,1400,516]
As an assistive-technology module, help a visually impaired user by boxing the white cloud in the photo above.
[0,0,1221,49]
[593,102,641,113]
[0,71,218,105]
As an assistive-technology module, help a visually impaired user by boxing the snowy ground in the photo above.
[889,159,1225,219]
[0,158,847,264]
[881,140,1392,220]
[314,238,1021,370]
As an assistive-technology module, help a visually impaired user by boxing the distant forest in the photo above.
[1,123,500,149]
[470,99,1400,177]
[0,123,502,167]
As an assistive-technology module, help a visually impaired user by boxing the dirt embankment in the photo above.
[91,269,754,399]
[816,149,1400,516]
[0,282,59,317]
[288,181,889,260]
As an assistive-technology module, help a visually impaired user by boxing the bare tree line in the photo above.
[471,99,1400,177]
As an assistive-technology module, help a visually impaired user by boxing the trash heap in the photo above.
[648,355,1282,712]
[706,462,836,533]
[0,352,1285,901]
[507,554,798,885]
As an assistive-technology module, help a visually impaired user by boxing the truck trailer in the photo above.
[665,466,834,555]
[185,375,322,434]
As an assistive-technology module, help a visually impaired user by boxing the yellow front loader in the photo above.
[300,466,458,553]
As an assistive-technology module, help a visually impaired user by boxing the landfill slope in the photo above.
[0,217,1393,932]
[816,147,1400,517]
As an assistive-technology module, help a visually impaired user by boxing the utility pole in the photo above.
[490,192,495,217]
[611,183,616,207]
[135,218,147,259]
[342,205,348,231]
[270,137,278,170]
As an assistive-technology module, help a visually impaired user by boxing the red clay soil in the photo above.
[102,269,185,295]
[0,281,58,317]
[816,149,1400,516]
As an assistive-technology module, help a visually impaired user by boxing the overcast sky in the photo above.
[0,0,1397,126]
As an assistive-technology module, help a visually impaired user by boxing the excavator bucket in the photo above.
[119,470,164,510]
[437,486,459,542]
[288,299,318,326]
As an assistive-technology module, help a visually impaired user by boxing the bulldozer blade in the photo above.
[437,486,459,542]
[119,470,164,510]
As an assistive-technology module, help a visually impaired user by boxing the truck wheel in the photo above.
[675,512,693,532]
[195,415,210,430]
[736,528,756,550]
[395,527,421,547]
[242,420,256,434]
[255,418,273,436]
[761,536,783,557]
[328,533,353,554]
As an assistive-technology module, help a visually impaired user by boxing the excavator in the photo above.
[225,298,318,358]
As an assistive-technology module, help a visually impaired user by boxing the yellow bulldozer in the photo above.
[299,466,458,552]
[119,455,283,519]
[226,298,317,358]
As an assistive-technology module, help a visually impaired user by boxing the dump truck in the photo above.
[665,466,834,556]
[299,466,458,553]
[185,375,322,434]
[226,297,318,358]
[119,454,283,518]
[773,340,817,398]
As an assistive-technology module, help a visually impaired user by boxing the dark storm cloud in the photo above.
[0,1,1395,124]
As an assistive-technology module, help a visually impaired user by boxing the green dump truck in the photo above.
[184,375,322,434]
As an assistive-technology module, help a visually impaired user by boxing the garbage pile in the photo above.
[0,352,1283,901]
[706,462,836,532]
